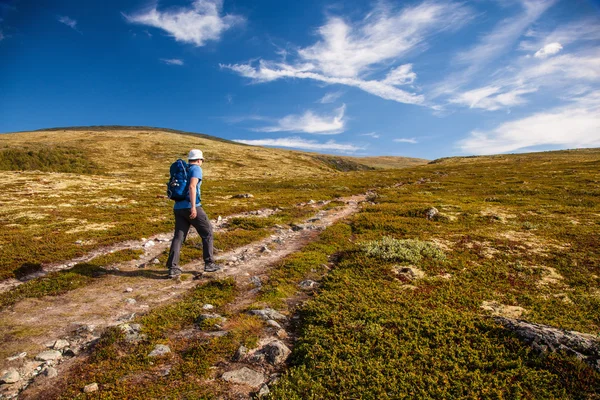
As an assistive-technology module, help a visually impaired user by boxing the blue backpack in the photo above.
[166,159,191,201]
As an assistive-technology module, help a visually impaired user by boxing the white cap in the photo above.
[188,149,204,161]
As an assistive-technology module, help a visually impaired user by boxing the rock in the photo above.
[250,276,262,288]
[290,224,304,231]
[222,367,265,388]
[1,368,20,384]
[118,312,136,322]
[119,323,145,343]
[217,215,222,222]
[202,304,214,310]
[257,384,270,397]
[425,207,439,220]
[232,193,254,199]
[35,350,62,362]
[266,320,282,329]
[6,352,27,361]
[232,345,247,362]
[124,287,133,293]
[125,298,137,305]
[260,245,271,253]
[206,331,228,338]
[83,383,99,393]
[299,280,318,290]
[148,344,171,358]
[152,258,161,264]
[495,316,600,372]
[53,339,70,350]
[481,301,526,319]
[196,313,227,326]
[276,329,288,339]
[248,308,287,321]
[307,199,316,204]
[263,340,291,365]
[43,367,58,379]
[143,240,155,248]
[74,240,83,245]
[392,265,425,281]
[63,347,79,357]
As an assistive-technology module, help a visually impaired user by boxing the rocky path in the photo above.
[0,194,365,399]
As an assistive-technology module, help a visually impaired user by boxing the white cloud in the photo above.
[361,132,380,139]
[519,18,600,51]
[123,0,243,47]
[57,15,77,30]
[233,137,362,153]
[223,2,471,105]
[394,138,418,144]
[534,42,562,58]
[318,91,343,104]
[450,85,537,111]
[161,58,184,65]
[255,105,346,134]
[458,93,600,154]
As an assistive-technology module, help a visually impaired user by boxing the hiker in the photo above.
[166,149,220,278]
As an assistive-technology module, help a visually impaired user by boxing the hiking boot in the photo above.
[204,262,221,273]
[168,268,182,279]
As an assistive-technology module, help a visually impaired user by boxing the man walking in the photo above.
[166,149,220,279]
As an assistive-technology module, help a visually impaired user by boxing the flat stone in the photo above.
[125,298,137,305]
[6,352,27,361]
[35,350,62,362]
[299,280,318,289]
[43,367,58,378]
[152,258,161,264]
[266,320,281,329]
[222,367,265,388]
[143,240,156,248]
[196,313,227,326]
[83,383,99,393]
[53,339,70,350]
[262,340,291,365]
[248,308,287,321]
[1,368,20,384]
[124,287,133,293]
[148,344,171,358]
[202,304,214,310]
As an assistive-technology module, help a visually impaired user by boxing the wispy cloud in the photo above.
[222,1,471,105]
[318,91,343,104]
[0,30,4,41]
[394,138,418,144]
[458,92,600,154]
[161,58,184,65]
[234,137,362,153]
[361,132,380,139]
[57,15,78,31]
[534,42,562,58]
[255,105,346,134]
[123,0,244,47]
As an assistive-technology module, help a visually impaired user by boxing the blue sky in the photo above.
[1,0,599,159]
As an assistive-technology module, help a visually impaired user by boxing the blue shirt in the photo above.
[174,164,202,209]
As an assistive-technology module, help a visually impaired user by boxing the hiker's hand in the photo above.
[190,208,197,219]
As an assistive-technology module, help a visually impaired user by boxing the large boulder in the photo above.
[221,367,265,388]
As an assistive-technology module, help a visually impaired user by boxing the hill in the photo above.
[0,128,598,399]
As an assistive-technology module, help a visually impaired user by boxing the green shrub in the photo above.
[0,147,101,174]
[361,236,446,263]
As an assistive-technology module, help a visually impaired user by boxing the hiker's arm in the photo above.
[189,177,199,218]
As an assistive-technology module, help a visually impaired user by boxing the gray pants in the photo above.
[166,207,214,274]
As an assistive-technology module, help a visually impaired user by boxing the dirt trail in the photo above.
[0,195,365,398]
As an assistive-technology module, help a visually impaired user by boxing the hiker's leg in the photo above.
[190,207,214,264]
[166,209,190,274]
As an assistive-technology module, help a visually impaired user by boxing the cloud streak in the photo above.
[123,0,243,47]
[161,58,184,65]
[255,105,346,134]
[222,1,472,105]
[57,15,78,31]
[234,137,362,153]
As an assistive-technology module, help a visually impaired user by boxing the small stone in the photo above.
[248,308,287,321]
[299,280,318,290]
[43,367,58,378]
[257,384,270,397]
[276,329,288,339]
[83,383,99,393]
[143,240,156,248]
[250,276,262,288]
[222,367,265,388]
[232,345,247,362]
[1,368,20,384]
[74,240,83,245]
[206,331,228,338]
[217,216,222,222]
[202,304,214,310]
[260,245,271,253]
[125,298,137,305]
[35,350,62,362]
[392,266,426,281]
[63,347,79,357]
[6,352,27,361]
[196,313,227,326]
[148,344,171,358]
[425,207,439,220]
[307,199,316,204]
[266,320,282,329]
[158,367,171,377]
[125,287,133,293]
[290,224,304,231]
[232,193,254,199]
[152,258,160,264]
[53,339,70,350]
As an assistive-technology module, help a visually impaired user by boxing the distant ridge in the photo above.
[30,125,243,145]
